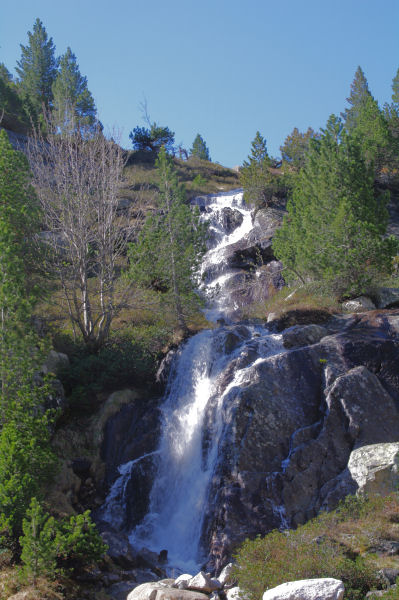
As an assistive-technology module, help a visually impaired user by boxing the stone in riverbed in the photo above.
[282,324,327,349]
[187,571,222,593]
[127,582,210,600]
[262,578,344,600]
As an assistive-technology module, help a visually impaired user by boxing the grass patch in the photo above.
[234,494,399,600]
[244,284,340,323]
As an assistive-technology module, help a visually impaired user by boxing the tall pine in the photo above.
[16,18,58,116]
[52,47,97,132]
[190,134,211,161]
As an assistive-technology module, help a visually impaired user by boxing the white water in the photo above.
[102,189,284,571]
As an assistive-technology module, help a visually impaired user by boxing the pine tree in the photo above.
[190,133,211,161]
[240,131,279,207]
[0,130,57,542]
[273,115,398,297]
[342,66,390,169]
[280,127,319,171]
[52,47,97,132]
[16,18,58,115]
[128,147,206,332]
[20,499,57,585]
[392,68,399,105]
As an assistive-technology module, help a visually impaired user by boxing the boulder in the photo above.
[226,587,244,600]
[342,296,376,312]
[188,571,222,593]
[174,574,194,589]
[374,288,399,309]
[100,529,138,569]
[218,563,237,587]
[219,207,243,233]
[282,324,327,349]
[42,349,69,375]
[262,578,344,600]
[127,582,209,600]
[347,442,399,495]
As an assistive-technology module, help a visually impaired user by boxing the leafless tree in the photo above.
[27,113,142,350]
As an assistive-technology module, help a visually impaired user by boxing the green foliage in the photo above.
[234,495,384,600]
[190,133,211,161]
[342,66,391,170]
[128,146,207,332]
[58,331,165,411]
[273,115,398,297]
[52,47,97,132]
[129,123,175,154]
[20,499,107,583]
[280,127,319,171]
[16,18,58,116]
[0,64,33,132]
[0,129,57,547]
[20,498,57,584]
[240,131,282,207]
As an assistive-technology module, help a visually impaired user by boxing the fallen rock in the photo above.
[374,287,399,309]
[342,296,376,312]
[347,442,399,496]
[282,324,327,349]
[226,587,244,600]
[127,582,210,600]
[262,578,344,600]
[188,571,221,593]
[218,563,236,587]
[174,574,194,589]
[42,349,69,375]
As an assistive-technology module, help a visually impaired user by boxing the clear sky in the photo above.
[1,0,398,167]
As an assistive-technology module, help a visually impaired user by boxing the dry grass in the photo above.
[243,285,340,323]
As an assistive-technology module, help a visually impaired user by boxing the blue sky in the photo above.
[1,0,398,167]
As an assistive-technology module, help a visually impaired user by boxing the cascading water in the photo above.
[101,188,284,572]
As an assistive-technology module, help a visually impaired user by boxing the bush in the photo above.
[234,495,388,600]
[20,498,107,584]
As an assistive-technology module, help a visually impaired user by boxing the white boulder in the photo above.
[188,571,221,593]
[127,582,209,600]
[342,296,376,312]
[262,578,344,600]
[348,443,399,495]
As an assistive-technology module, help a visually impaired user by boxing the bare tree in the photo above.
[28,114,141,350]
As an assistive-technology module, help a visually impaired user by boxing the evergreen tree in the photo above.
[392,67,399,105]
[20,499,57,585]
[128,146,206,332]
[129,122,175,154]
[52,47,97,132]
[273,115,398,297]
[341,66,371,129]
[240,131,280,207]
[280,127,318,171]
[190,133,211,161]
[342,66,390,169]
[16,18,58,115]
[0,130,57,543]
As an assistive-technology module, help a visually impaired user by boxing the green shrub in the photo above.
[20,498,107,584]
[234,496,384,600]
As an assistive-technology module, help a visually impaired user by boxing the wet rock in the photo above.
[342,296,376,312]
[219,207,243,233]
[156,348,179,385]
[374,287,399,309]
[282,324,327,349]
[100,529,138,569]
[347,442,399,496]
[262,578,344,600]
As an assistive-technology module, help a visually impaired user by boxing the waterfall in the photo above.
[101,188,283,572]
